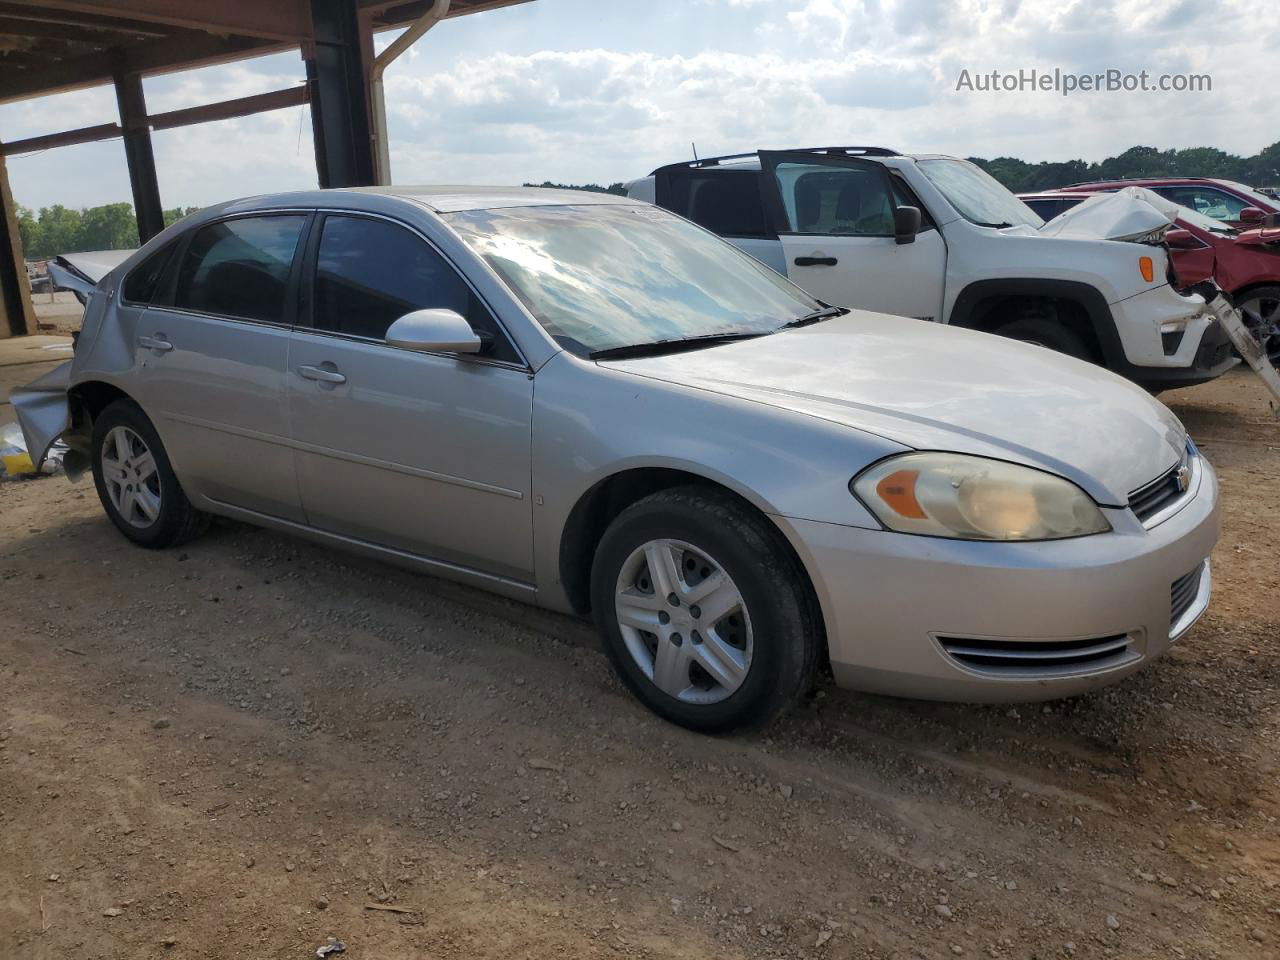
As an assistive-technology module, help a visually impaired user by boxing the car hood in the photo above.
[1039,187,1178,242]
[600,312,1187,507]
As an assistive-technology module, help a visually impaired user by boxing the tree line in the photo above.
[969,141,1280,193]
[18,141,1280,259]
[17,203,199,260]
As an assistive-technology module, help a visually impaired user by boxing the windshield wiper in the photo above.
[589,331,768,361]
[974,220,1014,229]
[780,305,848,329]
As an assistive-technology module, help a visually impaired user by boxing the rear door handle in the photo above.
[138,335,173,352]
[298,364,347,385]
[794,256,838,267]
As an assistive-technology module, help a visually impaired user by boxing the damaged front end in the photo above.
[9,362,92,480]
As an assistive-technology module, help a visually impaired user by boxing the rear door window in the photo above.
[122,241,179,305]
[173,215,306,323]
[662,171,770,238]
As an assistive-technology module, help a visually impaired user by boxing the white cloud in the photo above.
[0,0,1274,209]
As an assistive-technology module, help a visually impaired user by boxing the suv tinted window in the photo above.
[174,216,306,323]
[667,171,769,237]
[310,215,518,363]
[122,241,177,305]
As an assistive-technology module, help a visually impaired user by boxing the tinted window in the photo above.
[311,216,517,363]
[123,241,177,304]
[771,162,895,235]
[174,216,305,323]
[668,172,769,237]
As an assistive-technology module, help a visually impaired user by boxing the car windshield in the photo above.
[917,158,1044,229]
[1174,205,1237,236]
[446,204,821,357]
[1221,180,1279,210]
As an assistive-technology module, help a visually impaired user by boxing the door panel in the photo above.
[759,152,947,321]
[286,212,534,581]
[137,308,303,520]
[134,214,307,521]
[287,333,535,580]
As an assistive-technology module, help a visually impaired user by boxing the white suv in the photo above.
[627,148,1237,390]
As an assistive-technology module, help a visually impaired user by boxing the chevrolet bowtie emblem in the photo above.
[1176,465,1191,492]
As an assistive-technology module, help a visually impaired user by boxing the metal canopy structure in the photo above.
[0,0,532,337]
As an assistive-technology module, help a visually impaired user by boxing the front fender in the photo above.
[530,352,905,611]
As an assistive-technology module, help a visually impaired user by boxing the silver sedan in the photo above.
[12,186,1220,730]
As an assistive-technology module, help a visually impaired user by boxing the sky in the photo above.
[1,0,1276,211]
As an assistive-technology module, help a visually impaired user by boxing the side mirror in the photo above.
[1164,228,1202,250]
[893,205,922,245]
[1239,206,1266,224]
[385,308,483,354]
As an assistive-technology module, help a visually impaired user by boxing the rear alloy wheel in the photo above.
[590,486,819,732]
[91,398,209,549]
[1236,286,1280,365]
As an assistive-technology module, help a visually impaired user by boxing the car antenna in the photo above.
[692,141,699,161]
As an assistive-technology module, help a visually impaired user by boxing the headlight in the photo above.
[851,453,1111,541]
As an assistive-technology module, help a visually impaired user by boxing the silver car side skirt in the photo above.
[202,497,539,600]
[165,412,524,499]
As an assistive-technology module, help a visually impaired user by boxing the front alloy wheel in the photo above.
[614,538,753,705]
[590,486,820,732]
[1237,287,1280,365]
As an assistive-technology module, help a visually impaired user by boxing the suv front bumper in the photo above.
[1109,285,1239,388]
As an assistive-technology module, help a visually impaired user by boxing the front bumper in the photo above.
[773,457,1221,702]
[1109,286,1239,388]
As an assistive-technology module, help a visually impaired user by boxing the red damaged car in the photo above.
[1059,177,1280,230]
[1021,191,1280,363]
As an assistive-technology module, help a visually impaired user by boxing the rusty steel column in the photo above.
[113,68,164,244]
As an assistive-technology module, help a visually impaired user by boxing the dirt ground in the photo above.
[1,367,1277,960]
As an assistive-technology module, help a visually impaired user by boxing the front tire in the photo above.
[1236,286,1280,365]
[995,317,1092,361]
[590,486,820,732]
[91,398,209,549]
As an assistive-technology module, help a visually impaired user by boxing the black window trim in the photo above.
[757,150,903,239]
[153,209,315,330]
[296,209,530,372]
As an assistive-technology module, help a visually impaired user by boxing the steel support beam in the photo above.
[1,121,121,156]
[306,0,375,188]
[113,68,163,243]
[304,0,373,189]
[0,150,34,337]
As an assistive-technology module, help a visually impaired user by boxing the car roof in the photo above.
[354,185,641,213]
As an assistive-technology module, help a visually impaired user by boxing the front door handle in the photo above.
[298,364,347,385]
[138,335,173,352]
[794,256,838,267]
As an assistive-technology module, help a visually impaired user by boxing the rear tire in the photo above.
[589,486,820,732]
[995,317,1091,361]
[91,398,210,549]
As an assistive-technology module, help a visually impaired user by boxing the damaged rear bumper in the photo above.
[9,361,89,479]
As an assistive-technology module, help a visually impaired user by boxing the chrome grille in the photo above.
[1129,448,1193,523]
[1171,565,1203,624]
[939,634,1134,676]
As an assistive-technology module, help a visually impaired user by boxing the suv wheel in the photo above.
[996,317,1091,361]
[590,486,819,732]
[91,399,209,548]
